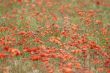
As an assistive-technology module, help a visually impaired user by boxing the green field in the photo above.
[0,0,110,73]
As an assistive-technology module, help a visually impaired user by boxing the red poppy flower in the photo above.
[30,55,40,61]
[0,53,7,59]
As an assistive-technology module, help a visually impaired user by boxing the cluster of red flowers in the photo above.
[0,0,110,73]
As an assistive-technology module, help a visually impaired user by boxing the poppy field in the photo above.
[0,0,110,73]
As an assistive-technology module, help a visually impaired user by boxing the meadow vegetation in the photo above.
[0,0,110,73]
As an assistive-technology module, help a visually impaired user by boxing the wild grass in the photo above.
[0,0,110,73]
